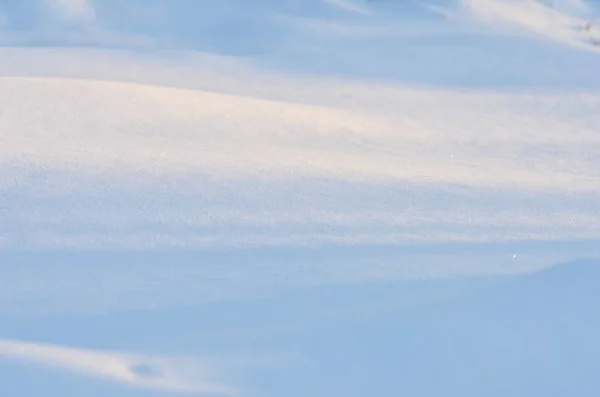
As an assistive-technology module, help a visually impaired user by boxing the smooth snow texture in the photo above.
[48,0,95,22]
[0,2,599,252]
[2,76,599,190]
[0,339,233,394]
[3,260,599,397]
[325,0,372,15]
[2,0,599,57]
[0,78,600,192]
[0,1,600,396]
[2,71,600,249]
[465,0,600,48]
[2,243,600,317]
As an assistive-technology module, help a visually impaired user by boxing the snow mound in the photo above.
[2,76,599,191]
[2,74,600,249]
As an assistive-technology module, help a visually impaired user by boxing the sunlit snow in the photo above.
[1,0,599,396]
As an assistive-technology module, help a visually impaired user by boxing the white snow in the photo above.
[2,75,598,190]
[1,0,600,396]
[1,66,599,251]
[464,0,600,48]
[0,0,598,293]
[0,338,233,394]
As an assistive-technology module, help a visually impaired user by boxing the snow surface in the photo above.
[1,0,600,396]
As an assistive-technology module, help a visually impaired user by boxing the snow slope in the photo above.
[1,62,599,250]
[2,260,599,397]
[2,76,599,191]
[1,0,600,396]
